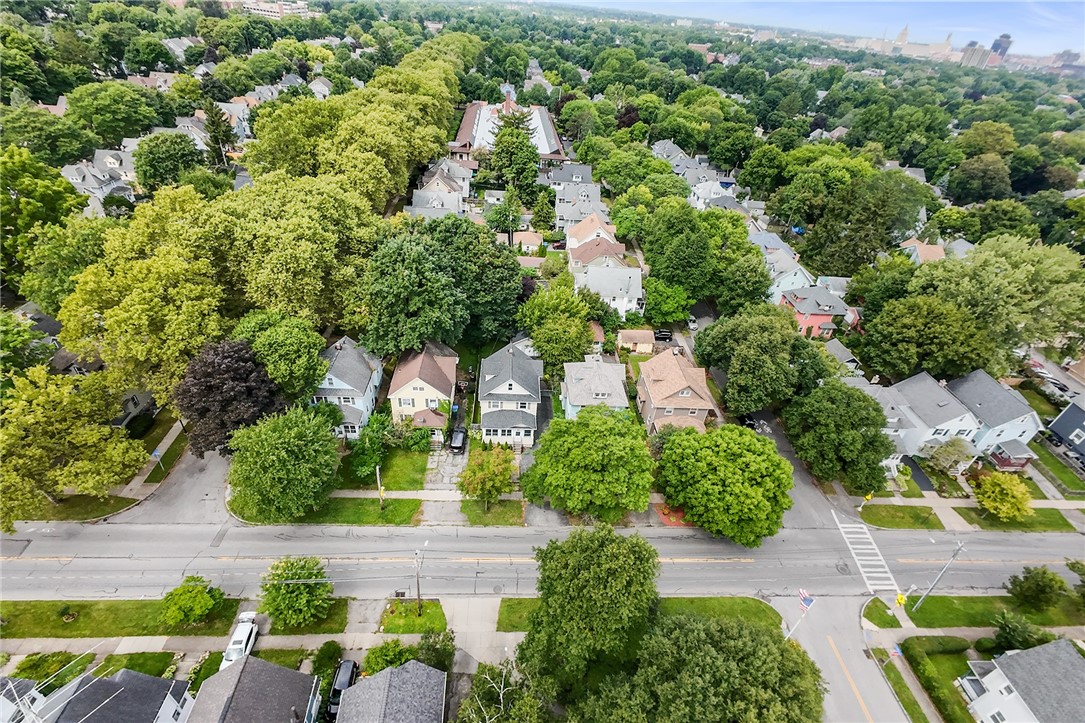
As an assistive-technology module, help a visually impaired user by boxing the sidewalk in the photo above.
[115,421,185,499]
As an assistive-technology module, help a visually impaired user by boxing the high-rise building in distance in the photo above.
[991,34,1012,58]
[961,41,993,68]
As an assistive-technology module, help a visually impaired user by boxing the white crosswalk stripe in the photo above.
[832,510,899,593]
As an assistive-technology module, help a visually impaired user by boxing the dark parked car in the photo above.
[653,329,673,342]
[327,659,358,719]
[450,427,467,455]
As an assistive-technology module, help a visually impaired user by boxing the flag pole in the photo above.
[784,601,813,640]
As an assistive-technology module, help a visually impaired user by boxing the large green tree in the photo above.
[976,472,1033,523]
[577,615,825,722]
[231,311,328,399]
[490,122,540,192]
[0,105,100,166]
[20,216,117,316]
[228,406,340,522]
[0,368,146,533]
[1,145,85,287]
[642,276,693,325]
[659,426,793,546]
[517,526,659,702]
[522,407,654,522]
[783,379,894,493]
[457,446,515,512]
[259,556,335,628]
[947,153,1012,204]
[65,81,160,147]
[133,133,204,191]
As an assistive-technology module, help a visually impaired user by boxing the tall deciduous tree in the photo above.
[133,133,204,191]
[259,556,334,628]
[231,311,328,399]
[522,407,654,522]
[65,81,160,147]
[0,313,53,395]
[0,368,146,533]
[531,315,594,378]
[174,339,286,457]
[643,276,693,325]
[1,145,86,287]
[457,446,515,512]
[517,284,589,334]
[227,406,339,522]
[490,121,540,192]
[1003,566,1069,611]
[517,526,659,702]
[783,379,894,494]
[0,105,100,167]
[577,615,825,722]
[976,472,1033,523]
[158,576,225,627]
[20,216,117,316]
[947,153,1012,204]
[658,426,793,546]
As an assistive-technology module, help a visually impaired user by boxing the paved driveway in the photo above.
[902,456,934,491]
[111,448,231,524]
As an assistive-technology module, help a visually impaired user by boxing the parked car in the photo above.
[653,329,673,342]
[449,427,467,455]
[327,659,359,719]
[688,315,699,332]
[220,612,258,670]
[550,241,566,250]
[1048,379,1070,393]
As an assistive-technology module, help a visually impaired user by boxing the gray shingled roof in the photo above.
[481,409,537,429]
[56,670,189,723]
[749,231,796,258]
[562,357,627,407]
[994,639,1085,722]
[892,372,973,427]
[188,656,317,723]
[545,163,592,183]
[479,342,542,402]
[825,339,857,365]
[781,286,849,316]
[0,677,36,704]
[337,660,445,723]
[946,370,1034,428]
[320,337,381,395]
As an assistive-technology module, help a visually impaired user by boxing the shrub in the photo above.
[401,427,431,452]
[994,610,1056,651]
[900,637,973,723]
[259,557,334,628]
[973,637,998,654]
[159,576,225,627]
[312,640,343,697]
[364,639,416,675]
[1004,565,1069,611]
[415,630,456,672]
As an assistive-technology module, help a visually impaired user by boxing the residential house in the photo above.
[450,94,565,164]
[52,670,192,723]
[890,372,982,473]
[779,286,849,338]
[188,656,320,723]
[479,342,544,445]
[61,160,135,206]
[561,355,628,419]
[565,212,616,249]
[161,36,201,63]
[388,341,459,443]
[313,337,383,440]
[900,237,946,264]
[706,195,751,218]
[825,339,862,375]
[687,180,727,210]
[589,320,605,354]
[405,190,466,220]
[765,249,815,304]
[575,266,643,318]
[512,231,544,253]
[650,139,689,163]
[942,238,975,259]
[0,677,44,723]
[618,329,655,354]
[958,639,1085,723]
[336,660,445,723]
[555,183,609,230]
[422,159,472,199]
[569,238,626,274]
[36,95,67,116]
[538,163,592,191]
[636,349,714,433]
[841,377,917,477]
[816,275,850,299]
[883,160,928,184]
[196,102,251,140]
[946,370,1042,470]
[126,71,180,92]
[1049,401,1085,455]
[749,231,797,258]
[193,62,217,79]
[308,76,334,100]
[678,163,723,189]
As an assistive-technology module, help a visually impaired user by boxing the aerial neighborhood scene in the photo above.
[6,0,1085,721]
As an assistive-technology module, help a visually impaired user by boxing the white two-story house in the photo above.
[947,370,1042,471]
[958,639,1085,723]
[312,337,383,439]
[891,372,982,473]
[479,342,543,445]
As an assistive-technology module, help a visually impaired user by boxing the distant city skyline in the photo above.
[545,1,1084,55]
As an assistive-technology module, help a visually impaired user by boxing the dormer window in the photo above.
[593,392,608,399]
[678,389,691,397]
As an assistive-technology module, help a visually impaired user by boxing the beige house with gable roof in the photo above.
[388,341,459,441]
[566,212,617,249]
[635,349,714,433]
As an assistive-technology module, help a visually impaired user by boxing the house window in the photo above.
[593,392,609,399]
[1001,685,1013,695]
[678,389,691,397]
[485,429,497,436]
[312,396,325,404]
[996,430,1004,437]
[507,383,514,391]
[173,709,181,721]
[990,712,1006,723]
[489,401,501,409]
[403,398,415,408]
[326,377,333,385]
[427,399,438,409]
[342,424,358,436]
[689,409,698,416]
[412,385,424,392]
[664,408,674,416]
[1070,429,1085,445]
[517,402,529,410]
[523,429,532,437]
[500,429,511,437]
[339,397,355,405]
[932,428,948,437]
[514,430,521,437]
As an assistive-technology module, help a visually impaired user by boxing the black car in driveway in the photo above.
[327,659,358,719]
[654,329,673,342]
[450,427,467,454]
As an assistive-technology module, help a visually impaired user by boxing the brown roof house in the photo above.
[635,349,714,433]
[569,238,626,274]
[388,341,458,443]
[617,329,654,354]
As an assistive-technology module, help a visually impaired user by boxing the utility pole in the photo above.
[414,540,428,617]
[912,541,965,612]
[376,465,384,511]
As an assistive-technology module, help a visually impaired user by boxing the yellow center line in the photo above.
[827,634,874,723]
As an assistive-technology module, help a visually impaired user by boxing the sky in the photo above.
[545,1,1085,55]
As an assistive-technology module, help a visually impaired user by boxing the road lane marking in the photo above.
[896,558,1065,565]
[827,634,874,723]
[833,511,898,593]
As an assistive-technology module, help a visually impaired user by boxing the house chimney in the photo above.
[938,379,947,388]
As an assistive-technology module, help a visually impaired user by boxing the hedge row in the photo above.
[900,636,973,723]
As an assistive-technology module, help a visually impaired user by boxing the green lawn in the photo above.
[380,599,447,633]
[134,408,178,453]
[338,448,427,491]
[861,505,944,530]
[1029,441,1085,491]
[301,498,421,525]
[906,594,1085,627]
[864,598,903,628]
[898,473,926,499]
[496,596,780,632]
[551,391,563,418]
[19,494,137,522]
[253,648,309,670]
[95,652,175,678]
[144,431,188,484]
[461,500,524,526]
[497,598,539,632]
[924,649,973,723]
[954,506,1073,532]
[187,652,223,693]
[453,341,500,377]
[1016,473,1047,500]
[657,597,781,627]
[270,597,349,635]
[1020,389,1059,418]
[0,598,240,638]
[705,375,724,406]
[13,653,94,694]
[628,353,653,380]
[872,648,930,723]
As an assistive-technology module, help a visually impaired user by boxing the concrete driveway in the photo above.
[902,456,935,492]
[110,448,231,525]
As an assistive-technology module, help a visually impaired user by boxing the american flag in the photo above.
[799,589,815,613]
[890,645,902,658]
